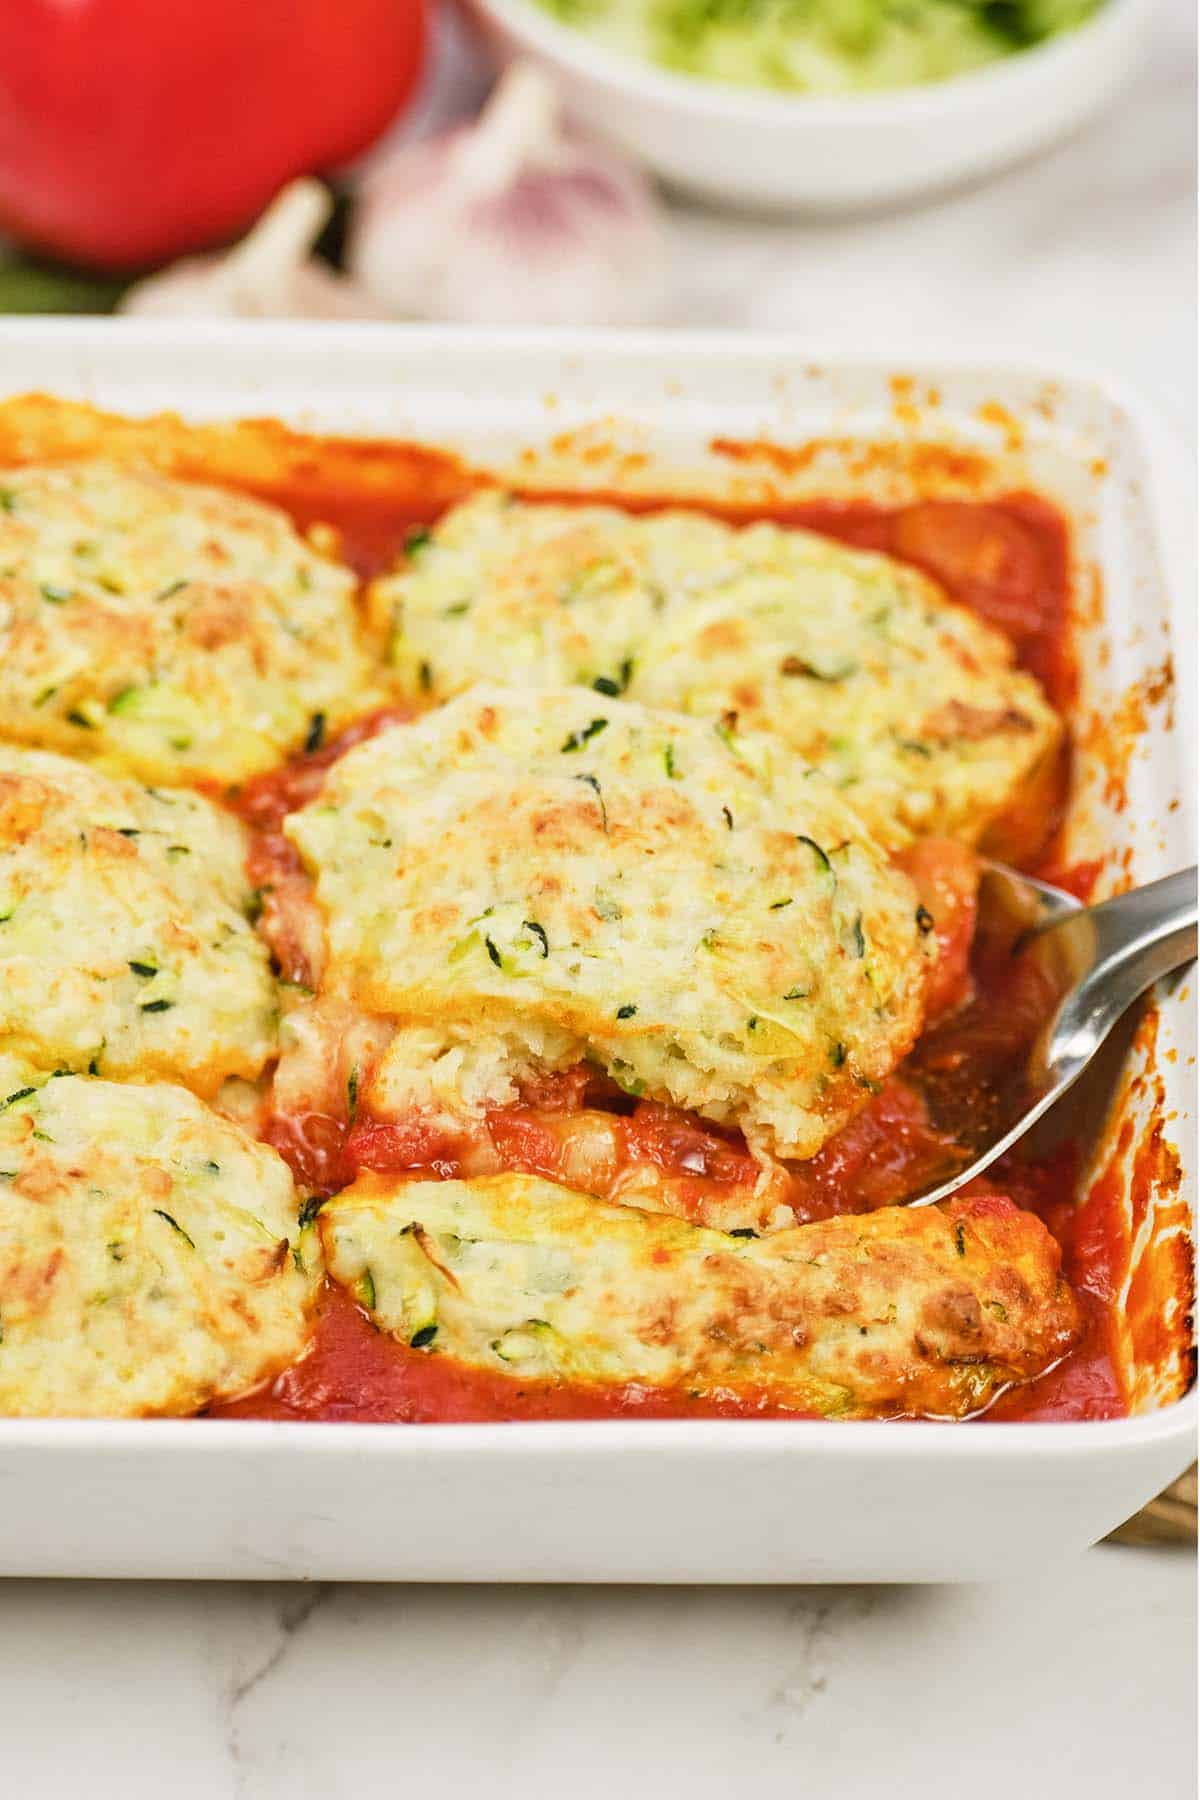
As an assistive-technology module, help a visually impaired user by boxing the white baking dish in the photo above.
[0,319,1192,1583]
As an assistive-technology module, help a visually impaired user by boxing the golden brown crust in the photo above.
[0,1062,319,1417]
[371,492,1062,850]
[321,1172,1082,1420]
[286,687,934,1162]
[0,460,387,785]
[0,745,277,1093]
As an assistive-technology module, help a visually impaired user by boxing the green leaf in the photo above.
[153,1209,195,1249]
[780,654,859,682]
[573,772,607,832]
[522,920,549,958]
[797,835,834,881]
[561,717,608,753]
[0,256,128,316]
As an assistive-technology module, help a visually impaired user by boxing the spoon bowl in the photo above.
[903,862,1197,1207]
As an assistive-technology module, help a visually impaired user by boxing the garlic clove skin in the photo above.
[348,62,671,328]
[121,179,389,320]
[121,254,391,320]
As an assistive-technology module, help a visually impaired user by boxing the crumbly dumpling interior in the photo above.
[0,460,386,785]
[285,686,934,1162]
[0,745,278,1094]
[320,1171,1083,1420]
[371,492,1060,849]
[0,1058,318,1417]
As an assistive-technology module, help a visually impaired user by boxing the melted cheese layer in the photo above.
[0,460,386,785]
[321,1171,1083,1420]
[371,492,1060,849]
[0,1061,318,1417]
[285,687,933,1162]
[0,745,277,1094]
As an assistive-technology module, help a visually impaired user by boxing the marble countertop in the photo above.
[0,6,1194,1794]
[1,1545,1193,1795]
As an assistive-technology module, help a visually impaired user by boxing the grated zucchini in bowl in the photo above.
[532,0,1105,94]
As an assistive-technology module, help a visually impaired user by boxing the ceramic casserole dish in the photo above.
[0,319,1191,1582]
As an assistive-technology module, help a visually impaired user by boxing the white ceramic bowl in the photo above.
[465,0,1154,211]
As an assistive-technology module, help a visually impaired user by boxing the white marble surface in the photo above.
[0,1547,1193,1796]
[1,7,1195,1795]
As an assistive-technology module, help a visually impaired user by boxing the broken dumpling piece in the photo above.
[370,492,1061,851]
[319,1172,1083,1421]
[0,460,386,786]
[282,686,935,1165]
[0,1062,319,1417]
[0,745,278,1094]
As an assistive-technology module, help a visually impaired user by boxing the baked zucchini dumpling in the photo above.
[371,492,1060,850]
[0,460,385,785]
[0,1063,319,1417]
[320,1172,1083,1421]
[284,686,934,1163]
[0,746,278,1094]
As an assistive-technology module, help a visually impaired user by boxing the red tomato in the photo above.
[0,0,427,269]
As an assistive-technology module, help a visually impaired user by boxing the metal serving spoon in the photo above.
[903,861,1198,1207]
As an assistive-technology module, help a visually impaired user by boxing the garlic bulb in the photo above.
[121,180,388,319]
[349,63,671,327]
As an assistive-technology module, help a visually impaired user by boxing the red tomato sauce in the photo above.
[231,706,414,989]
[211,1149,1124,1426]
[979,1145,1126,1422]
[232,705,417,837]
[214,1282,806,1424]
[205,473,1132,1428]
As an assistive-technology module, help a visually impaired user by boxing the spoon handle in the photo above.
[1040,866,1198,1082]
